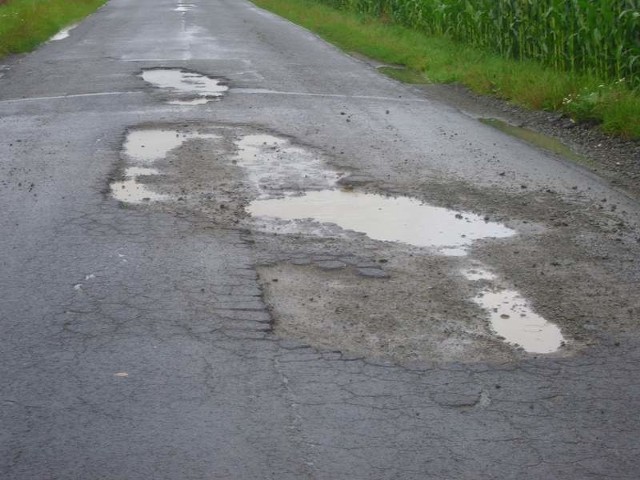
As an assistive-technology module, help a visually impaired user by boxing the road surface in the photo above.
[1,0,639,478]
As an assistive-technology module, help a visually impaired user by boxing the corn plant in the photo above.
[314,0,640,87]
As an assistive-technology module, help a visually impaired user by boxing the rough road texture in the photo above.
[0,0,639,478]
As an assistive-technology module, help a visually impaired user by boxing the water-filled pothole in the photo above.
[247,190,515,256]
[473,289,564,353]
[140,68,228,104]
[124,129,219,164]
[235,134,341,195]
[462,268,565,353]
[110,167,168,203]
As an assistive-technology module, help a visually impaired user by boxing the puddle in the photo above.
[236,134,341,195]
[473,289,564,353]
[124,129,219,164]
[50,24,78,41]
[480,118,591,166]
[462,268,497,281]
[110,167,168,203]
[247,190,515,255]
[141,68,228,104]
[168,98,210,105]
[174,3,195,12]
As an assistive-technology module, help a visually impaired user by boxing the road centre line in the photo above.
[0,89,429,104]
[0,91,142,104]
[231,87,430,103]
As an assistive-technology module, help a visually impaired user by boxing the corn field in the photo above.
[318,0,640,87]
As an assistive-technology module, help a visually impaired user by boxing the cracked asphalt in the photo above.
[1,0,639,478]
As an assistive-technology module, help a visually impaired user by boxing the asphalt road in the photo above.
[1,0,639,478]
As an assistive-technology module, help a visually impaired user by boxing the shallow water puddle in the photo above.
[141,69,228,104]
[110,167,168,203]
[463,267,565,352]
[50,24,78,41]
[236,135,341,194]
[124,129,219,164]
[174,3,195,12]
[462,268,497,281]
[247,190,514,255]
[473,289,564,353]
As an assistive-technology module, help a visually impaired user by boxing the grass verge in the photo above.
[252,0,640,140]
[0,0,106,57]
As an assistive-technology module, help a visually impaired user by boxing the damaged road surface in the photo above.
[1,0,639,478]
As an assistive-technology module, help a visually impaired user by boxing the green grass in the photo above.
[253,0,640,140]
[0,0,106,56]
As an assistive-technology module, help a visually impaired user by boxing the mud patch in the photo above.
[140,68,228,104]
[259,261,516,364]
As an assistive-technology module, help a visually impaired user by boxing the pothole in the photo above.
[140,68,228,104]
[123,128,219,164]
[472,289,564,353]
[110,167,168,204]
[110,127,221,205]
[462,267,565,353]
[247,190,515,256]
[106,124,569,359]
[235,134,341,195]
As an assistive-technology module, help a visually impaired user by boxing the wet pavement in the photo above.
[1,0,640,478]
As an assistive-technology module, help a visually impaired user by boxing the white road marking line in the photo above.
[232,88,430,102]
[0,91,141,104]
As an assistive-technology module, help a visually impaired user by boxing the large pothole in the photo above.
[140,68,229,105]
[108,124,569,362]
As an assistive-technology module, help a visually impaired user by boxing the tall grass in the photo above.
[0,0,106,57]
[316,0,640,88]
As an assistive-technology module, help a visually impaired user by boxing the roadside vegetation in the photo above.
[253,0,640,139]
[0,0,106,57]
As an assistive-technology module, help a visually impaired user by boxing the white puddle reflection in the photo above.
[462,268,497,281]
[124,129,219,164]
[168,98,210,105]
[141,69,228,104]
[473,289,564,353]
[50,24,78,41]
[247,190,514,255]
[174,4,195,12]
[236,135,341,194]
[110,167,168,203]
